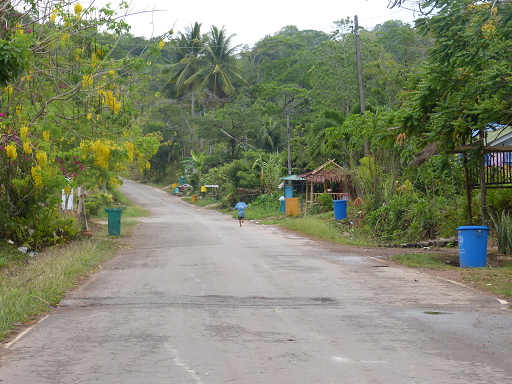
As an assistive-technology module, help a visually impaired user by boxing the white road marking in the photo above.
[4,315,49,349]
[190,273,206,295]
[332,355,389,364]
[497,298,510,309]
[164,343,203,383]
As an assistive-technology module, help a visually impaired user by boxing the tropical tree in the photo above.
[185,26,249,113]
[161,22,204,116]
[0,0,162,243]
[252,152,283,194]
[400,0,512,224]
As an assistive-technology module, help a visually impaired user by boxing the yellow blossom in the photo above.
[20,126,29,139]
[16,24,23,35]
[109,177,121,188]
[50,8,57,23]
[31,166,43,187]
[87,113,92,120]
[6,144,17,160]
[109,70,115,75]
[158,40,165,49]
[43,130,50,142]
[90,140,111,169]
[61,33,69,42]
[82,74,93,87]
[74,3,83,16]
[36,151,47,165]
[98,89,121,114]
[23,141,32,154]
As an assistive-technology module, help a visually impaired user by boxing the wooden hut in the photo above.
[298,159,357,207]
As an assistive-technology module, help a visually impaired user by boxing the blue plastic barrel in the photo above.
[333,199,347,220]
[180,176,185,185]
[457,226,489,268]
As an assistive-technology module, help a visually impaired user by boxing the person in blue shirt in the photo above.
[233,197,250,227]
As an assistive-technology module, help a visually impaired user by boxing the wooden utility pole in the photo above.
[286,108,291,175]
[354,15,369,156]
[479,130,488,226]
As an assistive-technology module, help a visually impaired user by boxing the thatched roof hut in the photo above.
[298,159,357,206]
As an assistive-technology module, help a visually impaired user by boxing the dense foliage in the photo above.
[3,0,511,248]
[0,0,162,246]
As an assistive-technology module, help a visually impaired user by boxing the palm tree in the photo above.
[161,22,204,116]
[185,26,249,114]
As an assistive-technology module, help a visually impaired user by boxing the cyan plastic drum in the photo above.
[333,199,347,220]
[457,226,489,268]
[180,176,185,185]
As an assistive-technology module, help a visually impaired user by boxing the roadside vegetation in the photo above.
[0,239,116,342]
[0,192,145,344]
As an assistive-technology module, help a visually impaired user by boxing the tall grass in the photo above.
[0,240,116,341]
[490,211,512,255]
[278,216,367,245]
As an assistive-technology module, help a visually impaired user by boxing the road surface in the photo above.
[1,180,511,383]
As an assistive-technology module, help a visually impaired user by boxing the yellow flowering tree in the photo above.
[0,0,166,243]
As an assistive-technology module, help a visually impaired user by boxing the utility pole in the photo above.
[355,15,369,156]
[286,108,292,175]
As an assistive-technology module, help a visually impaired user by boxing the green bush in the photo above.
[317,193,333,211]
[6,208,80,251]
[488,189,512,216]
[251,193,281,211]
[307,205,321,215]
[84,193,114,216]
[364,193,432,243]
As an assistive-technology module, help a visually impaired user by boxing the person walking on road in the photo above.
[233,197,250,227]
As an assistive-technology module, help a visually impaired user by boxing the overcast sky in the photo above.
[111,0,423,47]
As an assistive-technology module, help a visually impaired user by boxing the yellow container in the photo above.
[286,198,299,216]
[171,183,177,189]
[191,195,197,202]
[201,185,207,193]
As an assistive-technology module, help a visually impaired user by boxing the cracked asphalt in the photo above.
[1,179,511,383]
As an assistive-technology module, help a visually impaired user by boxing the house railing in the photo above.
[308,192,349,205]
[467,151,512,187]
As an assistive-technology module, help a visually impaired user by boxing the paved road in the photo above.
[1,180,512,383]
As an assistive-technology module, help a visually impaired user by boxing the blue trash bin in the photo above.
[457,226,489,268]
[180,176,185,186]
[333,199,347,220]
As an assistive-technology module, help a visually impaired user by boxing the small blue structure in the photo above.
[280,175,306,214]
